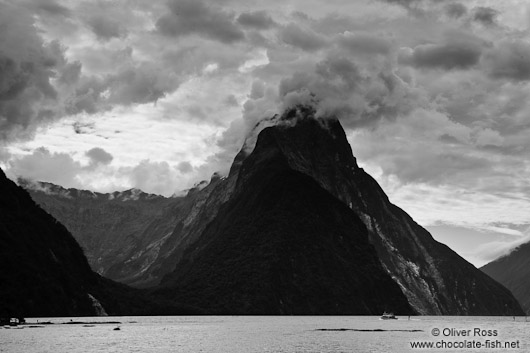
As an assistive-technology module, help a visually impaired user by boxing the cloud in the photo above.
[28,0,72,18]
[337,32,392,56]
[86,147,114,166]
[2,0,530,268]
[237,10,276,29]
[346,108,515,186]
[7,147,82,188]
[472,6,498,26]
[280,24,328,52]
[482,40,530,81]
[444,3,467,18]
[277,54,422,130]
[380,0,419,8]
[399,31,484,70]
[106,64,179,105]
[0,3,70,141]
[177,161,193,173]
[87,15,127,41]
[474,128,503,147]
[474,232,530,266]
[156,0,245,43]
[127,159,181,195]
[223,94,239,107]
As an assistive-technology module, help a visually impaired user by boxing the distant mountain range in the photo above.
[19,105,524,315]
[20,180,186,287]
[481,242,530,314]
[0,168,199,317]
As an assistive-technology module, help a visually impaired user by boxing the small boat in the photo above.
[380,312,397,320]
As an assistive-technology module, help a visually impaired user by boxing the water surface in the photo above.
[1,316,528,352]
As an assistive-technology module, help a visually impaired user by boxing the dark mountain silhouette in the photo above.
[0,168,199,317]
[20,105,524,315]
[154,137,412,314]
[481,242,530,314]
[153,106,523,315]
[221,106,523,315]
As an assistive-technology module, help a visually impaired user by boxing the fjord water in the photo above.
[1,316,527,352]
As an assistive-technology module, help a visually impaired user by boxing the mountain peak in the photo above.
[235,109,360,200]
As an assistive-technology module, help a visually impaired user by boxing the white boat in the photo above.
[380,312,397,320]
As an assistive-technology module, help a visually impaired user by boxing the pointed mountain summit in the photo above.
[153,105,523,315]
[154,111,412,314]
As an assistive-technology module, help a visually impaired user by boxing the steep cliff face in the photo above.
[481,242,530,314]
[155,129,413,314]
[0,168,100,317]
[227,106,521,315]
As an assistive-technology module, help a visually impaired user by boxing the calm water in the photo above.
[1,316,528,352]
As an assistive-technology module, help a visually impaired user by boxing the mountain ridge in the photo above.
[481,242,530,314]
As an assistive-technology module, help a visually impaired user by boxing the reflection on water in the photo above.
[0,316,528,352]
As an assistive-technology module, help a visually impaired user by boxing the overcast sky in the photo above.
[1,0,529,266]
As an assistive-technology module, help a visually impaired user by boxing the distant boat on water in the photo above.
[1,317,25,327]
[380,312,397,320]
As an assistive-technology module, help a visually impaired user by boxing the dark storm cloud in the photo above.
[65,62,181,115]
[276,54,417,130]
[280,24,328,52]
[58,61,82,85]
[87,15,127,41]
[26,0,71,17]
[156,0,245,44]
[381,0,419,7]
[105,66,174,105]
[445,3,467,18]
[0,3,71,141]
[65,77,107,115]
[400,32,483,70]
[473,7,498,26]
[337,32,392,56]
[237,10,276,29]
[279,57,361,99]
[483,41,530,81]
[86,147,114,166]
